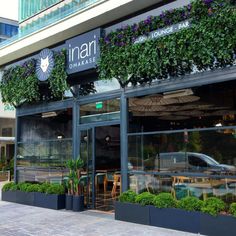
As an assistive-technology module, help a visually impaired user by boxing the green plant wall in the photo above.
[98,0,236,87]
[0,49,68,107]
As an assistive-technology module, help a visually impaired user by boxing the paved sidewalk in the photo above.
[0,200,203,236]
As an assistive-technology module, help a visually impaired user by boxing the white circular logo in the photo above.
[36,49,54,81]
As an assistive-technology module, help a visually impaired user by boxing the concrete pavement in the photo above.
[0,201,203,236]
[0,182,202,236]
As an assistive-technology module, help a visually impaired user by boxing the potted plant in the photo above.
[65,158,85,211]
[65,159,75,210]
[115,191,236,236]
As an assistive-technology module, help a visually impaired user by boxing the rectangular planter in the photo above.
[200,213,236,236]
[115,201,150,225]
[2,190,17,203]
[115,202,236,235]
[149,206,201,234]
[15,190,35,206]
[72,195,84,212]
[34,192,65,210]
[66,194,73,210]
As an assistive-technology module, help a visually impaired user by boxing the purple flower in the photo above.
[208,7,213,15]
[187,4,192,10]
[104,36,110,44]
[203,0,213,5]
[144,18,151,25]
[181,12,187,19]
[160,12,166,19]
[131,24,139,32]
[118,34,124,39]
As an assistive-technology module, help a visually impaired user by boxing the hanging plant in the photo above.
[0,49,69,107]
[48,49,69,99]
[0,59,40,107]
[98,0,236,87]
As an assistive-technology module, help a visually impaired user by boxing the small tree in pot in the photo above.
[65,158,85,211]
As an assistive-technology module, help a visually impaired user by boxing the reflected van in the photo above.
[156,152,236,174]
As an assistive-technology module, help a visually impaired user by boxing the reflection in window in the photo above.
[16,108,72,182]
[79,79,120,96]
[129,174,236,204]
[129,81,236,133]
[128,130,236,174]
[80,99,120,123]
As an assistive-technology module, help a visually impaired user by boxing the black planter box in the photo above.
[66,194,73,210]
[15,190,35,206]
[2,190,17,203]
[72,195,84,212]
[200,213,236,236]
[149,206,201,234]
[115,202,236,235]
[34,192,65,210]
[115,201,150,225]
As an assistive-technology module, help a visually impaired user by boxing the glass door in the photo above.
[79,124,121,211]
[80,128,94,209]
[95,125,121,211]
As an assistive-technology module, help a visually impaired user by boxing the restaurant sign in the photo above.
[66,28,101,74]
[134,20,191,44]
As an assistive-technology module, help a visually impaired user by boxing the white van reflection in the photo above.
[156,152,236,174]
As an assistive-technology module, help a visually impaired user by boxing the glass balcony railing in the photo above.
[0,0,103,49]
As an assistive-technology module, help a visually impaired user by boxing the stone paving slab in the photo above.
[0,200,204,236]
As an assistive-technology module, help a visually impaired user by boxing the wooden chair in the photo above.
[111,174,121,198]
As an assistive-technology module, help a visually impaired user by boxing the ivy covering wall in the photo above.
[0,50,68,107]
[98,0,236,87]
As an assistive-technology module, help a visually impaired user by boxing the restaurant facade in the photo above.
[0,0,236,211]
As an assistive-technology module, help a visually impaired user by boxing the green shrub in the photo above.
[135,192,155,206]
[119,190,137,203]
[2,182,17,192]
[25,184,41,192]
[39,182,51,193]
[178,196,203,211]
[229,203,236,217]
[45,184,65,195]
[153,193,177,208]
[201,197,225,216]
[17,182,31,192]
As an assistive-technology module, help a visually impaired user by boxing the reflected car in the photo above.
[157,152,236,174]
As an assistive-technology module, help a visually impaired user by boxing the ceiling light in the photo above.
[41,111,57,118]
[215,123,222,127]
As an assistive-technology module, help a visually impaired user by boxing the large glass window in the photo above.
[128,80,236,204]
[16,108,72,182]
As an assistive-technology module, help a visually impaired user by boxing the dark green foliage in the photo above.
[98,0,236,87]
[2,182,17,192]
[0,50,68,106]
[0,59,39,106]
[17,182,32,192]
[135,192,155,206]
[2,182,65,195]
[153,193,177,208]
[178,196,203,211]
[119,190,137,203]
[39,182,51,193]
[229,202,236,217]
[25,184,41,192]
[48,49,68,99]
[201,197,225,216]
[45,183,65,195]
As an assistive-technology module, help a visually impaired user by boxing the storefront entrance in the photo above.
[79,124,121,211]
